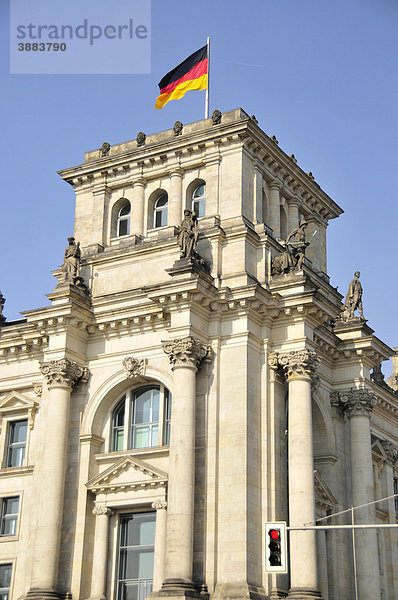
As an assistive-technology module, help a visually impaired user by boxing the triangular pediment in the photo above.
[86,455,168,493]
[371,438,387,461]
[315,470,337,509]
[0,390,36,413]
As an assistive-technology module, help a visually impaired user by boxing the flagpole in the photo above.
[205,36,210,118]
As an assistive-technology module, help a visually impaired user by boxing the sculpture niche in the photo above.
[340,271,365,321]
[60,237,90,295]
[271,221,315,276]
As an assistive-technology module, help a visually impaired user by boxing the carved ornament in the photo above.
[277,350,319,382]
[162,336,213,371]
[93,505,113,517]
[122,357,147,378]
[152,499,167,510]
[381,440,398,465]
[332,388,376,418]
[40,359,89,390]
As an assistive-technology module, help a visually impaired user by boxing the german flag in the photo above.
[155,45,208,110]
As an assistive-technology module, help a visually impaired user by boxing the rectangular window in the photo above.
[7,420,27,467]
[117,512,155,600]
[0,564,12,600]
[0,497,19,536]
[394,478,398,518]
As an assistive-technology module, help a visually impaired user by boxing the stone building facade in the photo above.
[0,109,397,600]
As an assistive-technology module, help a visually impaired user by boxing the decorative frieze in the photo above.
[152,500,167,510]
[276,349,319,382]
[92,505,113,517]
[40,359,89,389]
[162,336,213,370]
[331,388,376,418]
[122,357,147,378]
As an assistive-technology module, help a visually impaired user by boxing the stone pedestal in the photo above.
[277,351,322,600]
[26,359,88,600]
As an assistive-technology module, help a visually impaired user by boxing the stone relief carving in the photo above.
[211,109,222,125]
[162,336,213,370]
[152,499,167,510]
[341,271,364,321]
[100,141,110,157]
[173,120,183,136]
[136,131,146,147]
[331,388,376,418]
[33,383,42,397]
[271,221,316,276]
[0,290,5,325]
[40,359,89,389]
[122,357,147,378]
[92,505,113,517]
[381,440,398,465]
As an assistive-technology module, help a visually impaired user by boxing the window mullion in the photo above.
[124,392,132,451]
[158,386,165,447]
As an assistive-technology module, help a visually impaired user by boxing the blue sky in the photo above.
[0,0,397,372]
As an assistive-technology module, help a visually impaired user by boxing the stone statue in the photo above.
[173,121,183,136]
[341,271,364,320]
[177,210,198,259]
[272,221,314,275]
[136,131,146,147]
[62,237,81,283]
[100,141,110,157]
[212,109,222,125]
[0,291,5,325]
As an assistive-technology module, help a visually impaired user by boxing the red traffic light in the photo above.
[268,528,280,541]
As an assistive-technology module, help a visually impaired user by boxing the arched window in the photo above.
[154,195,168,228]
[117,202,131,236]
[111,385,171,451]
[192,184,206,218]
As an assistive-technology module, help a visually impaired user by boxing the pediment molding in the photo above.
[0,390,38,432]
[315,469,337,511]
[86,455,168,494]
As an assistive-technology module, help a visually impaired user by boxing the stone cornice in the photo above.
[40,359,89,390]
[162,336,213,371]
[270,349,319,382]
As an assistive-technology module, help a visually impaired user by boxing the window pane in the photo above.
[133,426,149,449]
[4,498,18,515]
[120,204,130,217]
[193,198,205,218]
[8,446,25,468]
[119,582,139,600]
[193,184,204,198]
[134,390,152,424]
[10,421,27,444]
[0,565,11,589]
[151,425,158,447]
[156,196,167,208]
[1,519,16,537]
[152,390,159,421]
[121,514,155,547]
[114,429,124,451]
[119,219,128,236]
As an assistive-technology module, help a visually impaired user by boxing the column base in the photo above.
[287,588,322,600]
[25,589,61,600]
[151,579,204,599]
[212,582,267,600]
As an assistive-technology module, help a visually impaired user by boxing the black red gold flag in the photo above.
[155,45,208,110]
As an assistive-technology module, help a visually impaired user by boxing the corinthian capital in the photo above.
[335,388,376,418]
[381,440,398,465]
[277,350,319,381]
[40,359,89,390]
[162,336,213,371]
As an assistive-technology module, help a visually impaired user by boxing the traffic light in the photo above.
[265,522,287,573]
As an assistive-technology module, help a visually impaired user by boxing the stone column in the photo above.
[253,162,263,224]
[287,200,300,235]
[342,389,381,600]
[169,169,184,227]
[131,178,146,237]
[152,500,168,592]
[161,337,212,593]
[268,182,281,239]
[27,359,88,600]
[88,505,113,600]
[278,350,322,600]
